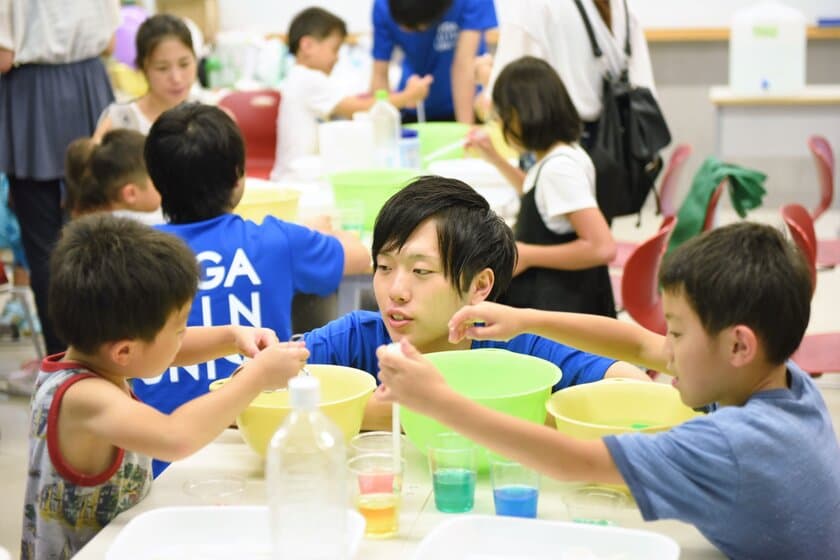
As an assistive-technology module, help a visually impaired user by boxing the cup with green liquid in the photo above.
[428,433,477,513]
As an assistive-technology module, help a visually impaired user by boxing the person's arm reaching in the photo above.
[449,302,669,374]
[336,230,373,275]
[451,30,481,124]
[376,340,624,484]
[63,342,309,462]
[332,75,433,119]
[465,128,525,191]
[171,325,280,366]
[370,60,391,96]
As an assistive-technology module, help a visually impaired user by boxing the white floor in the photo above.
[1,207,839,559]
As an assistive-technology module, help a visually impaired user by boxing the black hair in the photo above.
[372,175,516,300]
[145,103,245,224]
[135,13,195,70]
[660,222,812,365]
[49,214,199,354]
[388,0,452,29]
[64,130,148,216]
[287,7,348,55]
[492,56,581,152]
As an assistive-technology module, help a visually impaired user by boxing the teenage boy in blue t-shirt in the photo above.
[303,175,650,429]
[378,222,840,559]
[136,104,370,473]
[371,0,497,123]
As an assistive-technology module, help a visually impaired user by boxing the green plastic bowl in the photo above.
[400,349,561,471]
[328,168,418,232]
[405,122,470,163]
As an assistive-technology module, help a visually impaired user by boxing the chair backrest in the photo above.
[781,203,817,293]
[701,179,726,232]
[621,216,677,335]
[807,135,835,222]
[217,89,281,179]
[658,143,692,218]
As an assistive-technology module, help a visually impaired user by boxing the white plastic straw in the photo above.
[422,139,465,165]
[392,403,401,475]
[416,100,426,123]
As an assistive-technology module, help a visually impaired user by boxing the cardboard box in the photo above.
[156,0,219,43]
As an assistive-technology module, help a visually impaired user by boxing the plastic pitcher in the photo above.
[729,1,806,94]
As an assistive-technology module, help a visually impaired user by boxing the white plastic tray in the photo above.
[413,515,680,560]
[106,505,364,560]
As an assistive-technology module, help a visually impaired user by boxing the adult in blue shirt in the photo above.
[304,176,650,429]
[371,0,497,123]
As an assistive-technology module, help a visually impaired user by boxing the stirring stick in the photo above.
[392,403,401,477]
[422,139,465,165]
[416,100,426,123]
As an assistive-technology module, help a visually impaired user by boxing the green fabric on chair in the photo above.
[667,157,767,254]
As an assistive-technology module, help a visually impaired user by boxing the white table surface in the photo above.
[75,429,724,559]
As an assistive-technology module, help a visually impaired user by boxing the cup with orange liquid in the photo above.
[348,452,404,539]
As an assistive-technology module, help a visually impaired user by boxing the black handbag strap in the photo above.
[572,0,631,60]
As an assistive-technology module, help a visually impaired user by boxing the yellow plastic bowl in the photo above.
[546,378,702,440]
[547,379,702,495]
[234,182,300,224]
[209,365,376,457]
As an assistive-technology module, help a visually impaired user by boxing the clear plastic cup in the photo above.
[428,433,477,513]
[564,484,631,526]
[348,453,404,539]
[490,458,539,518]
[182,475,246,506]
[349,430,406,458]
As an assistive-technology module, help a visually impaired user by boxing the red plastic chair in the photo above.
[218,89,281,179]
[780,202,840,269]
[781,204,840,375]
[620,216,677,335]
[701,179,726,232]
[808,135,834,222]
[781,204,817,293]
[610,144,693,269]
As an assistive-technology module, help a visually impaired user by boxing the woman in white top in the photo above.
[467,56,616,316]
[94,14,198,138]
[482,0,655,148]
[0,0,120,355]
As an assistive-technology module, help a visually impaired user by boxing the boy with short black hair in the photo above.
[378,222,840,558]
[139,103,369,447]
[371,0,497,123]
[271,6,431,179]
[21,215,308,559]
[302,175,649,429]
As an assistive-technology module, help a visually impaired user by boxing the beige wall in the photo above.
[648,39,839,212]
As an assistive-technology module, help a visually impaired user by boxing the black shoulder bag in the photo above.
[573,0,672,222]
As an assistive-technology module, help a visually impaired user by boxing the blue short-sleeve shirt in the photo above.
[604,363,840,558]
[372,0,497,119]
[303,310,615,391]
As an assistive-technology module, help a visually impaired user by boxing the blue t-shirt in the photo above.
[303,310,615,391]
[135,214,344,415]
[604,363,840,559]
[372,0,497,120]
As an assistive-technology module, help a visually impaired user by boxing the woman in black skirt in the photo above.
[0,0,120,355]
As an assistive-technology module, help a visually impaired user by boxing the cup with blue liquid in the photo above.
[490,458,539,518]
[428,433,477,513]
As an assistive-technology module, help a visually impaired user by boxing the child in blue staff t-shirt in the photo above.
[371,0,497,123]
[302,176,651,431]
[136,103,370,473]
[377,222,840,559]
